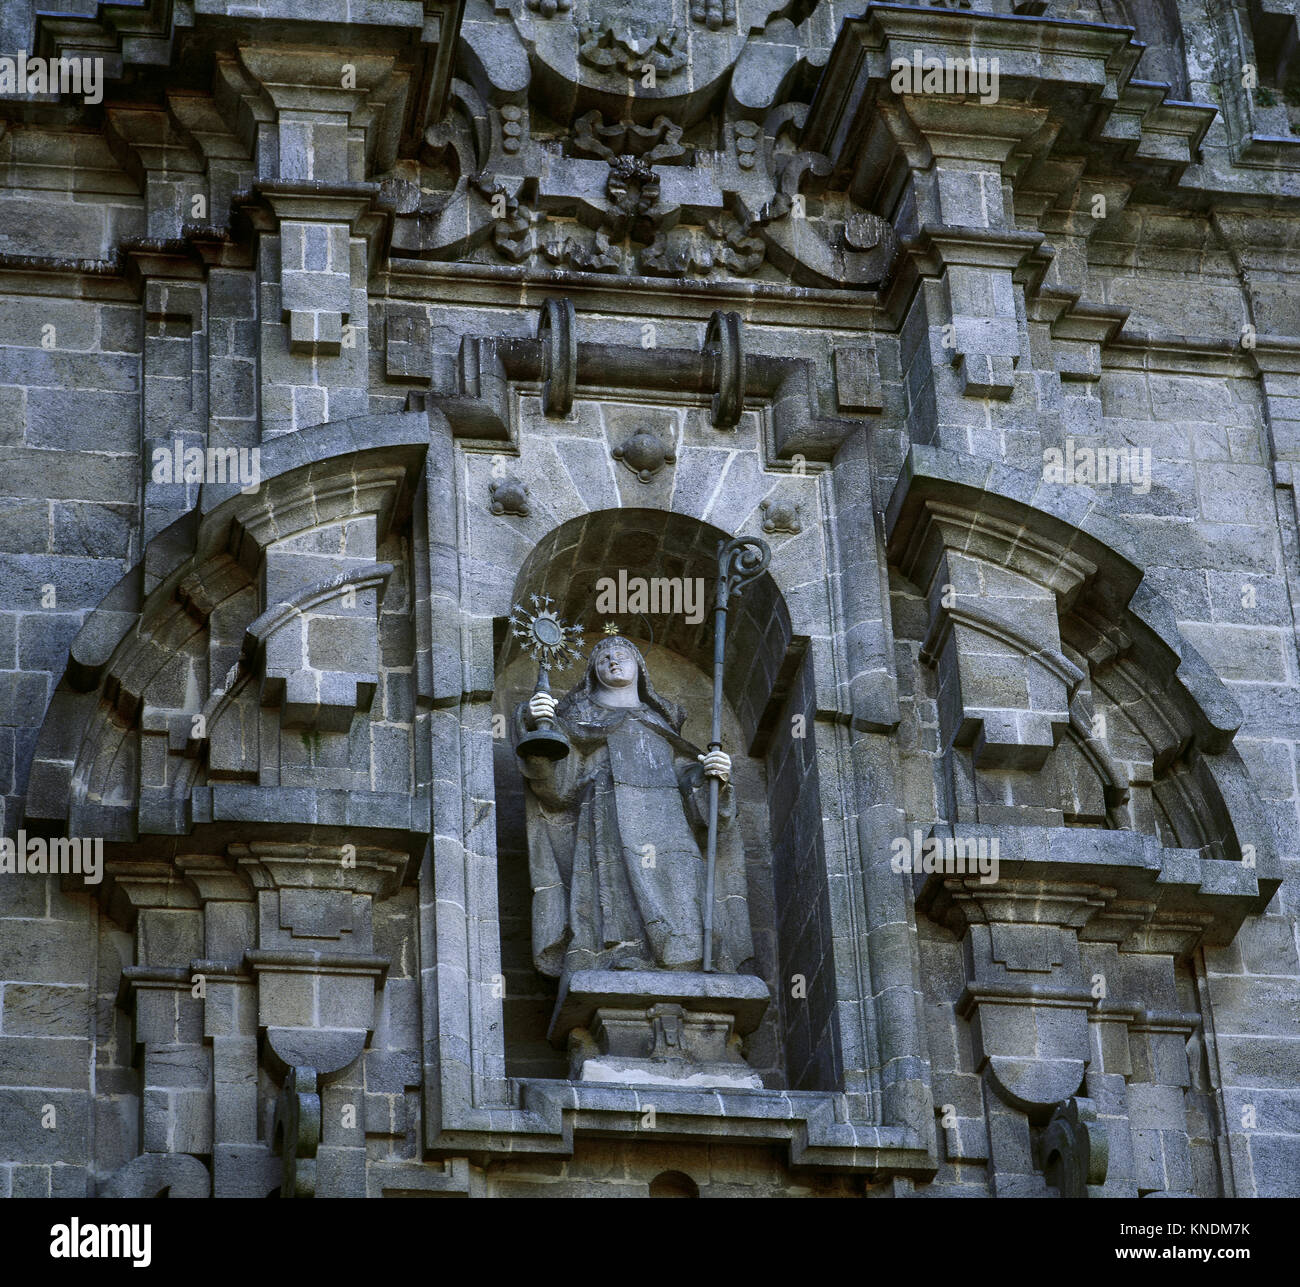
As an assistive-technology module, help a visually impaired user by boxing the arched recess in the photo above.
[491,508,830,1091]
[23,410,432,1200]
[418,406,932,1170]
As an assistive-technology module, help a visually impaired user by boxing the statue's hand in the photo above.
[528,691,558,726]
[699,750,731,784]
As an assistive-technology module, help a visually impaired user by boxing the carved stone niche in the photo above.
[493,510,793,1090]
[449,503,919,1168]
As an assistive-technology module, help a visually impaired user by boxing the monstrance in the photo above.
[510,594,584,760]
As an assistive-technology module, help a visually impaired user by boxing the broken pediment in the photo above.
[26,413,430,858]
[887,443,1281,951]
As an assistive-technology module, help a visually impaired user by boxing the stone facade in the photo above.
[0,0,1297,1199]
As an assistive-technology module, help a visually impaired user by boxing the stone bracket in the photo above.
[916,232,1042,400]
[249,184,393,358]
[281,219,351,355]
[249,948,384,1080]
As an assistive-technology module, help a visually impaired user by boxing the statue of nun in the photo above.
[512,633,756,979]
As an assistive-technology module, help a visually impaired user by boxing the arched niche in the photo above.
[502,508,800,752]
[648,1169,700,1197]
[490,507,839,1092]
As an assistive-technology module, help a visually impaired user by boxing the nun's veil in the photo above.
[556,635,685,733]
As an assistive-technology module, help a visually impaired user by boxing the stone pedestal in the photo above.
[548,970,770,1089]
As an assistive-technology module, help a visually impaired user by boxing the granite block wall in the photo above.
[0,0,1296,1200]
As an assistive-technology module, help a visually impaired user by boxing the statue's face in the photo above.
[593,643,638,690]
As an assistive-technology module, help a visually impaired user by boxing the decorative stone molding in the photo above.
[690,0,734,29]
[405,301,878,462]
[272,1066,321,1199]
[1042,1097,1109,1198]
[759,498,801,534]
[578,23,688,80]
[612,429,677,481]
[489,477,531,516]
[236,840,402,1082]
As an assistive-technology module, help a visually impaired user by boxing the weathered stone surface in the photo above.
[0,0,1296,1205]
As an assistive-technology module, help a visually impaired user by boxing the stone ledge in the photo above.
[548,969,771,1043]
[421,1079,939,1175]
[914,823,1276,948]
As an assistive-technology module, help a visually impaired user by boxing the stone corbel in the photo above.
[919,830,1236,1196]
[248,185,393,357]
[234,841,403,1080]
[938,876,1107,1114]
[228,46,410,356]
[236,840,401,1200]
[908,226,1045,400]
